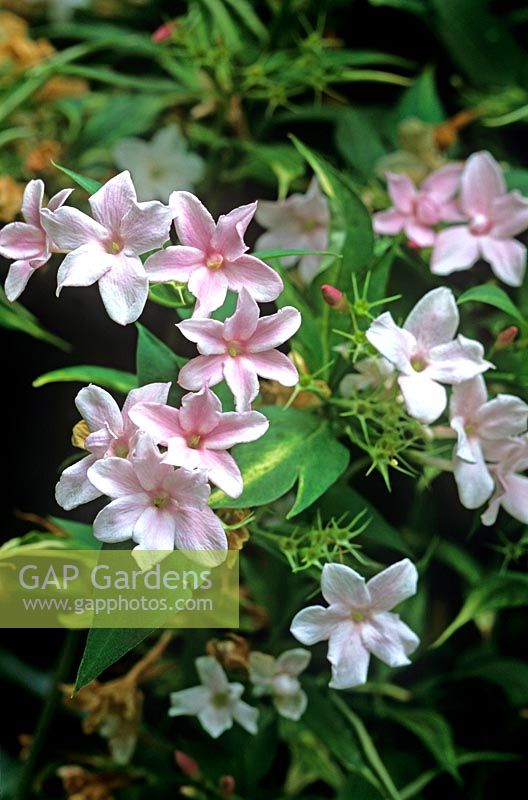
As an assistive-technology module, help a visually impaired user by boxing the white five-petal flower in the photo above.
[249,649,310,721]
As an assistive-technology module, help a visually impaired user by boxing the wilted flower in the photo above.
[129,385,269,497]
[177,288,301,411]
[145,192,283,317]
[290,560,419,689]
[249,649,310,720]
[169,656,258,738]
[449,376,528,509]
[55,382,170,511]
[367,287,492,424]
[41,171,172,325]
[431,151,528,286]
[112,125,205,202]
[254,177,330,284]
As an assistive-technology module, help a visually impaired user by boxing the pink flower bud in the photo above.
[321,284,346,311]
[175,751,201,781]
[219,776,235,797]
[151,22,175,42]
[495,325,518,349]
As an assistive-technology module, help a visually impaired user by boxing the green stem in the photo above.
[15,631,80,800]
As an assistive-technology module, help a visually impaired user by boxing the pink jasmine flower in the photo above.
[249,649,310,721]
[0,179,72,301]
[55,382,170,511]
[87,436,227,553]
[366,287,493,424]
[144,192,283,317]
[450,376,528,509]
[41,171,173,325]
[431,151,528,286]
[169,656,258,738]
[339,357,395,396]
[254,177,330,284]
[373,164,463,247]
[177,288,301,412]
[481,437,528,526]
[290,560,419,690]
[129,385,269,498]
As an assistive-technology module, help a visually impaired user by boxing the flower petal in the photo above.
[4,260,37,302]
[133,506,175,549]
[373,208,406,236]
[367,312,416,372]
[204,409,269,449]
[223,255,283,302]
[490,191,528,237]
[88,457,144,498]
[188,266,228,317]
[398,374,447,424]
[121,383,171,429]
[223,288,260,341]
[144,245,204,282]
[290,605,344,645]
[273,690,307,721]
[129,402,183,443]
[276,648,311,677]
[223,356,260,411]
[0,221,46,260]
[449,375,487,423]
[361,612,419,668]
[454,449,494,509]
[178,355,226,391]
[231,699,259,734]
[55,454,100,510]
[421,162,463,200]
[41,206,108,251]
[21,179,44,226]
[89,170,137,231]
[177,318,226,355]
[367,559,418,612]
[98,254,149,325]
[47,187,74,213]
[92,494,146,542]
[480,237,526,287]
[172,505,227,553]
[170,191,215,250]
[247,306,301,352]
[196,655,229,691]
[180,386,222,435]
[248,350,299,387]
[404,286,459,349]
[212,202,256,260]
[76,384,123,434]
[196,449,243,497]
[475,394,528,439]
[120,200,172,253]
[328,623,370,689]
[56,244,113,293]
[321,562,370,609]
[162,466,211,509]
[428,335,492,384]
[460,151,505,216]
[386,172,416,214]
[169,685,210,716]
[404,221,435,248]
[430,226,480,276]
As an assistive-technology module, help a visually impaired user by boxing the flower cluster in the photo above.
[374,151,528,286]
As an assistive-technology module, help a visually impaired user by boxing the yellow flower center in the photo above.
[207,252,224,270]
[153,493,170,509]
[351,610,365,623]
[411,356,426,372]
[227,343,239,358]
[188,434,201,448]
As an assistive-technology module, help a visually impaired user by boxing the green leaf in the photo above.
[222,0,268,41]
[33,365,136,393]
[505,168,528,194]
[335,107,387,179]
[0,289,70,350]
[337,775,385,800]
[303,684,364,771]
[253,248,340,260]
[384,708,459,778]
[52,162,102,194]
[433,572,528,647]
[210,406,349,517]
[135,323,185,405]
[74,628,155,691]
[395,68,444,124]
[453,655,528,707]
[457,283,525,326]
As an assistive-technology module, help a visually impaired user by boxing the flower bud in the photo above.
[495,325,518,349]
[321,284,346,311]
[219,775,236,797]
[151,22,175,42]
[175,751,201,781]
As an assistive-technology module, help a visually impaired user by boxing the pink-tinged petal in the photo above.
[276,649,311,676]
[321,562,371,609]
[398,374,447,424]
[92,494,146,543]
[290,605,345,645]
[198,449,243,497]
[169,685,210,716]
[120,200,172,253]
[55,454,100,510]
[164,439,201,469]
[480,237,526,287]
[224,288,260,341]
[460,151,505,216]
[254,229,299,267]
[133,506,175,549]
[170,191,215,250]
[255,198,290,229]
[428,335,492,384]
[121,382,171,430]
[439,198,467,223]
[421,162,463,200]
[172,505,227,552]
[223,356,260,411]
[89,171,137,231]
[404,220,435,248]
[163,467,211,509]
[248,350,299,386]
[430,226,480,276]
[177,318,226,355]
[88,457,145,498]
[180,386,222,434]
[21,179,44,226]
[85,427,113,455]
[328,622,370,689]
[0,222,46,260]
[47,187,74,213]
[450,375,487,422]
[232,700,259,735]
[367,559,418,612]
[196,655,229,692]
[75,385,123,434]
[178,355,226,391]
[501,474,528,524]
[56,244,112,294]
[4,260,36,302]
[223,255,283,302]
[386,172,416,214]
[247,305,301,352]
[404,286,459,349]
[144,245,204,282]
[188,266,229,317]
[361,612,419,667]
[41,206,108,251]
[204,409,268,449]
[212,202,256,261]
[481,481,504,526]
[476,394,528,439]
[97,254,149,325]
[373,208,407,236]
[490,191,528,237]
[454,449,494,509]
[298,253,324,285]
[129,402,183,443]
[366,312,415,372]
[450,416,475,462]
